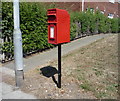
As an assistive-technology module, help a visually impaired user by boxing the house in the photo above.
[50,1,119,18]
[82,1,119,18]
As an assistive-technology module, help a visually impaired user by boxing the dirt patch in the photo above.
[20,34,118,99]
[21,64,96,99]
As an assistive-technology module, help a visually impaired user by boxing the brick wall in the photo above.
[46,2,81,12]
[84,2,119,18]
[48,2,119,18]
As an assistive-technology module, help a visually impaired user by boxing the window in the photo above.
[96,6,98,10]
[119,0,120,3]
[90,8,94,12]
[86,8,94,12]
[108,13,114,19]
[100,11,104,14]
[109,0,115,3]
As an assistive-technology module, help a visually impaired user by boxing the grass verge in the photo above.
[50,34,118,99]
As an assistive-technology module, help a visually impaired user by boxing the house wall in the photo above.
[84,2,119,18]
[48,2,119,18]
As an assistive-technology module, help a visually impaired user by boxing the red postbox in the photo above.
[47,8,70,44]
[47,8,70,88]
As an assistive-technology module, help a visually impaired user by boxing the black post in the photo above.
[58,44,61,88]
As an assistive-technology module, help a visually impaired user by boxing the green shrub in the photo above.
[81,9,96,34]
[118,18,120,33]
[95,11,109,33]
[111,18,119,33]
[2,41,14,59]
[70,22,77,40]
[2,3,13,41]
[2,2,55,59]
[20,3,53,54]
[70,12,78,40]
[2,3,119,60]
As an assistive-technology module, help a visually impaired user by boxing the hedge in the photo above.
[70,9,119,38]
[2,2,55,60]
[1,3,119,61]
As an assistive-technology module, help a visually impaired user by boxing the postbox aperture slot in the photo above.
[50,38,55,41]
[48,15,56,22]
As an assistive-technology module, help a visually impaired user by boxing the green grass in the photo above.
[49,34,118,99]
[80,82,92,91]
[66,34,118,99]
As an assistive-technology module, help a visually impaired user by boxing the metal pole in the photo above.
[82,0,84,12]
[1,39,5,63]
[58,44,61,88]
[13,0,24,87]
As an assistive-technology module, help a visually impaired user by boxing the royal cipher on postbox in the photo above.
[47,8,70,45]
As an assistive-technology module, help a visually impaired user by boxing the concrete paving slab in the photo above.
[2,83,36,99]
[2,83,13,95]
[0,83,2,101]
[0,67,36,99]
[0,67,15,77]
[2,90,36,99]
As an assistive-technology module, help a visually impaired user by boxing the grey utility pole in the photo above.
[13,0,24,87]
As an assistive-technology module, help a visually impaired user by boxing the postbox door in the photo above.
[49,24,56,40]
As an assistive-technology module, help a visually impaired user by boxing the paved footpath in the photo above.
[1,34,111,100]
[3,34,110,72]
[0,67,37,100]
